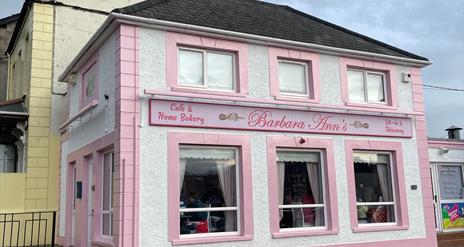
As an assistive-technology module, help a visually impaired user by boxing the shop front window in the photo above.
[179,146,239,235]
[276,150,325,229]
[353,152,396,224]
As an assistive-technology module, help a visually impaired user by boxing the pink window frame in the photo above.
[167,131,253,245]
[344,140,409,232]
[266,136,339,238]
[339,57,398,110]
[80,54,99,109]
[166,32,249,97]
[269,47,321,103]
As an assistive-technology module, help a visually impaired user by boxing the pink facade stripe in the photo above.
[268,47,321,103]
[428,140,464,150]
[339,57,398,110]
[410,67,437,247]
[167,132,254,245]
[266,136,339,238]
[166,31,249,97]
[113,24,140,247]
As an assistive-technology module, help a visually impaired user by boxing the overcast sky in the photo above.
[1,0,463,138]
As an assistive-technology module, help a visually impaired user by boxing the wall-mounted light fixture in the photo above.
[439,146,450,154]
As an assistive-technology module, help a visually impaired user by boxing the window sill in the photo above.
[171,86,247,98]
[92,239,113,247]
[274,95,320,104]
[272,229,338,238]
[352,224,408,233]
[171,234,252,246]
[344,101,398,110]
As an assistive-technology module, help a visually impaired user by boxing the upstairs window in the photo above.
[278,60,309,96]
[348,69,386,104]
[81,60,98,108]
[179,48,235,91]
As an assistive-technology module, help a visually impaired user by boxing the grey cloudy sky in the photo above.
[1,0,463,137]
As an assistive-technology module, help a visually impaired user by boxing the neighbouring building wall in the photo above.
[24,3,56,210]
[136,27,428,247]
[7,10,33,102]
[58,0,144,12]
[59,31,117,238]
[0,15,18,100]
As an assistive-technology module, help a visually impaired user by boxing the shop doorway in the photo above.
[432,163,464,232]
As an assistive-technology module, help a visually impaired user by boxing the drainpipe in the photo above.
[6,52,11,100]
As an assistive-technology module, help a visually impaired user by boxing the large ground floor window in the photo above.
[276,150,325,229]
[179,146,239,235]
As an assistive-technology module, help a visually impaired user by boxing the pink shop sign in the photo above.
[149,99,413,138]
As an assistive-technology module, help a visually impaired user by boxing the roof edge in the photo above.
[60,12,432,82]
[0,13,20,26]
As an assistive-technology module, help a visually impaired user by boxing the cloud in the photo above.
[266,0,464,137]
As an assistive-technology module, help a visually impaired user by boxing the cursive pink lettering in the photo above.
[248,110,305,129]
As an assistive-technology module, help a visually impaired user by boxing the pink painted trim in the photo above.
[269,47,321,102]
[266,136,339,237]
[64,133,115,246]
[313,237,431,247]
[113,24,140,247]
[167,132,253,245]
[172,235,253,246]
[344,140,409,232]
[166,31,249,96]
[339,57,398,110]
[428,140,464,150]
[410,67,438,246]
[144,89,419,116]
[80,54,99,109]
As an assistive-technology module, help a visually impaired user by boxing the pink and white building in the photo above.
[56,0,438,246]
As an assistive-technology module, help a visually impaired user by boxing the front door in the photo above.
[71,165,77,246]
[432,163,464,232]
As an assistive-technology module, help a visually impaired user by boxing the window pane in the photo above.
[277,151,324,229]
[0,144,16,173]
[278,61,307,95]
[354,152,393,203]
[357,205,395,224]
[179,49,203,86]
[83,63,97,103]
[207,52,234,90]
[367,73,386,102]
[102,213,111,236]
[180,147,237,208]
[438,165,464,199]
[102,153,112,211]
[280,207,325,228]
[348,70,365,102]
[180,210,237,234]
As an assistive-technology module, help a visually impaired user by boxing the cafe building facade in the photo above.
[57,0,437,246]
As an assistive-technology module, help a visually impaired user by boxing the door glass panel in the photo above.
[438,165,464,200]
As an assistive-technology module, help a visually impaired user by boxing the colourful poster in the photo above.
[441,203,464,230]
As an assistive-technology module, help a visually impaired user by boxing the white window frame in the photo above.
[101,151,114,237]
[0,144,17,173]
[177,47,237,92]
[276,148,327,232]
[179,145,241,238]
[348,69,388,104]
[277,60,310,97]
[353,151,398,227]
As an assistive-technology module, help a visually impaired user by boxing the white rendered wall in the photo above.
[138,27,426,246]
[429,147,464,163]
[59,33,116,236]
